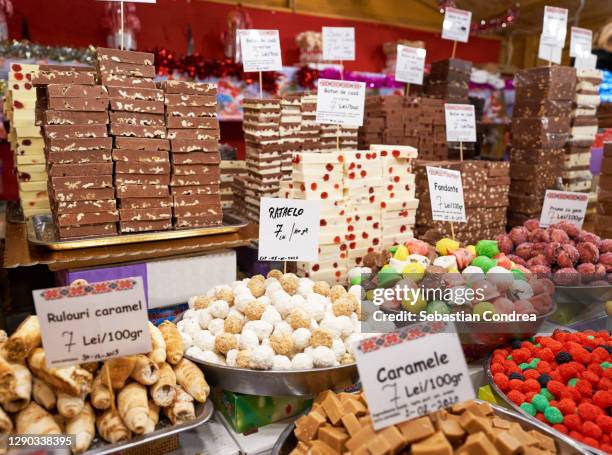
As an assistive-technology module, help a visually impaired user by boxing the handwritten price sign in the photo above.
[444,104,476,143]
[322,27,355,61]
[540,190,589,228]
[426,166,467,223]
[238,29,283,72]
[316,79,365,126]
[258,197,320,261]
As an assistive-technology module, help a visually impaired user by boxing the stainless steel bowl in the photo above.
[271,400,588,455]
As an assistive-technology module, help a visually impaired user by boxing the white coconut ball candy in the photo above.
[185,346,204,359]
[272,355,292,370]
[208,318,225,336]
[297,278,314,297]
[272,293,292,317]
[180,318,201,338]
[344,333,365,354]
[228,309,245,322]
[265,280,282,296]
[509,280,534,300]
[310,319,319,331]
[273,320,293,337]
[197,309,213,329]
[311,346,337,367]
[250,345,274,370]
[180,332,193,350]
[486,266,515,290]
[261,307,282,326]
[335,315,354,338]
[239,330,259,350]
[187,296,199,309]
[209,300,230,319]
[303,294,326,322]
[291,353,314,370]
[226,349,239,367]
[205,288,216,298]
[262,338,271,347]
[243,320,273,341]
[289,294,306,312]
[348,285,363,302]
[462,265,485,282]
[292,328,311,351]
[193,330,215,352]
[214,284,232,295]
[256,295,271,306]
[319,317,342,339]
[183,308,198,320]
[331,339,346,360]
[200,350,225,364]
[235,295,254,313]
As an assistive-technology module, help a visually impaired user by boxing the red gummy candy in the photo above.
[536,360,552,374]
[537,347,555,363]
[600,443,612,453]
[583,421,603,440]
[525,391,538,402]
[522,378,541,393]
[509,379,524,391]
[490,363,505,375]
[507,390,526,405]
[583,370,600,385]
[524,369,540,380]
[578,403,603,422]
[596,414,612,433]
[599,378,612,391]
[583,437,599,449]
[547,380,565,397]
[576,379,594,397]
[493,373,510,391]
[589,363,604,376]
[592,347,609,363]
[557,398,577,415]
[564,414,583,431]
[512,348,531,364]
[569,431,584,443]
[559,362,580,380]
[535,412,547,424]
[593,390,612,409]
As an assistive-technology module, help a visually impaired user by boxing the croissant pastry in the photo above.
[144,400,159,434]
[0,356,16,402]
[6,315,41,362]
[0,405,13,433]
[96,409,132,444]
[1,363,31,412]
[150,362,176,407]
[103,357,135,390]
[28,348,92,396]
[118,382,149,434]
[174,358,209,402]
[130,355,159,385]
[66,402,95,454]
[57,391,85,418]
[91,370,112,410]
[163,385,195,424]
[32,377,56,410]
[16,402,61,435]
[147,322,166,364]
[159,321,183,365]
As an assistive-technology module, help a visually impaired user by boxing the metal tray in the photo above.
[555,284,612,305]
[84,399,213,455]
[186,354,358,397]
[485,353,606,455]
[26,212,248,250]
[271,400,588,455]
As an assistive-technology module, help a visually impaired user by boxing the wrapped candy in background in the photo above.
[295,31,322,64]
[100,1,141,50]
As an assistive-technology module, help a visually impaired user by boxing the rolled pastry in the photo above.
[6,315,41,361]
[130,355,159,385]
[1,363,31,412]
[163,385,195,424]
[159,321,184,365]
[32,377,56,410]
[150,362,176,407]
[53,414,67,432]
[147,322,166,364]
[16,402,61,434]
[57,391,84,418]
[144,400,159,434]
[96,409,132,444]
[28,348,92,396]
[103,357,136,390]
[118,382,149,434]
[0,405,13,433]
[174,358,209,402]
[80,362,99,374]
[0,357,16,402]
[66,402,95,454]
[91,370,112,410]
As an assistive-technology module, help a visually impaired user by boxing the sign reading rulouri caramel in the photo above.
[258,197,321,261]
[441,7,472,43]
[426,166,467,222]
[315,79,365,126]
[540,190,589,228]
[444,104,476,142]
[354,325,474,430]
[395,45,426,85]
[33,278,151,368]
[322,27,355,61]
[238,29,283,72]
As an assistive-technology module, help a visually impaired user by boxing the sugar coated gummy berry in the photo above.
[532,394,549,412]
[520,403,537,416]
[509,372,525,380]
[537,374,551,388]
[556,352,572,364]
[475,239,500,258]
[471,256,496,272]
[544,407,564,424]
[508,390,526,405]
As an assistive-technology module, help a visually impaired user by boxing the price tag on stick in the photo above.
[444,104,476,143]
[354,325,474,430]
[395,45,426,85]
[539,190,589,228]
[316,79,365,126]
[33,277,151,368]
[258,197,320,262]
[538,38,563,64]
[322,27,355,61]
[570,26,592,57]
[441,7,472,43]
[238,29,283,72]
[541,6,568,47]
[426,166,467,223]
[575,53,597,70]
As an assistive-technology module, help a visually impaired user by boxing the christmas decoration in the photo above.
[221,4,252,62]
[0,39,97,65]
[0,0,13,41]
[100,1,141,50]
[437,1,519,35]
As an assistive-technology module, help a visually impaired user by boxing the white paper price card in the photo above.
[238,29,282,72]
[538,38,562,64]
[322,27,355,61]
[570,27,592,57]
[316,78,366,126]
[441,7,472,43]
[541,6,568,47]
[354,324,474,430]
[426,166,466,223]
[444,103,476,143]
[258,197,320,261]
[575,53,597,70]
[33,277,151,368]
[540,190,589,228]
[395,45,426,85]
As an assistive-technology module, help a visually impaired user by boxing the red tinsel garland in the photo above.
[295,66,319,90]
[149,47,281,94]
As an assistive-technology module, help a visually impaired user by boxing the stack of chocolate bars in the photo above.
[562,68,602,192]
[165,80,222,228]
[242,98,282,222]
[280,95,302,179]
[508,66,576,226]
[96,47,173,234]
[359,96,405,147]
[220,159,247,210]
[415,160,510,244]
[595,142,612,239]
[36,65,117,239]
[299,94,320,152]
[425,59,472,102]
[6,63,50,217]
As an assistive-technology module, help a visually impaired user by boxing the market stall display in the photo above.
[220,159,247,210]
[424,58,472,103]
[596,142,612,239]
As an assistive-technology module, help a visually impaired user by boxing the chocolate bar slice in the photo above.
[48,97,109,112]
[56,199,117,214]
[115,174,171,186]
[166,117,219,129]
[106,86,164,101]
[110,124,166,138]
[43,110,108,125]
[115,161,171,174]
[109,111,165,126]
[50,175,113,190]
[96,47,155,65]
[119,197,173,209]
[171,152,220,165]
[112,149,169,163]
[166,105,217,117]
[109,99,164,114]
[56,211,119,227]
[119,207,172,221]
[52,188,116,202]
[46,84,108,98]
[119,220,172,233]
[98,61,156,78]
[114,137,170,151]
[46,137,112,152]
[100,74,157,89]
[175,214,223,229]
[168,129,220,141]
[46,150,111,165]
[174,203,221,218]
[173,194,220,206]
[170,139,218,153]
[164,94,216,107]
[162,80,217,95]
[170,174,220,186]
[58,223,117,239]
[170,184,220,195]
[44,124,108,139]
[172,164,220,176]
[32,70,96,86]
[116,184,170,198]
[48,162,113,177]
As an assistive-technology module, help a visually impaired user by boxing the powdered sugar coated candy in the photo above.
[208,318,225,336]
[249,345,274,370]
[197,309,212,329]
[291,353,314,370]
[311,346,338,367]
[193,330,215,351]
[272,355,292,370]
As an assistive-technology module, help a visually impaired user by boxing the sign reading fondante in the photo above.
[426,166,467,222]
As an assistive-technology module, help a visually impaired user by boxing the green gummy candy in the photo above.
[520,403,537,416]
[601,361,612,369]
[471,256,496,272]
[568,378,578,387]
[532,394,549,412]
[350,275,361,286]
[544,407,564,424]
[519,362,530,370]
[389,245,398,254]
[530,358,541,367]
[507,355,513,360]
[511,269,526,281]
[475,240,500,258]
[588,335,595,339]
[540,388,554,401]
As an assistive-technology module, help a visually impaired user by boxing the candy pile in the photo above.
[491,330,612,453]
[179,272,366,370]
[496,219,612,285]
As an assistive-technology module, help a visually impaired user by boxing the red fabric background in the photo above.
[8,0,501,71]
